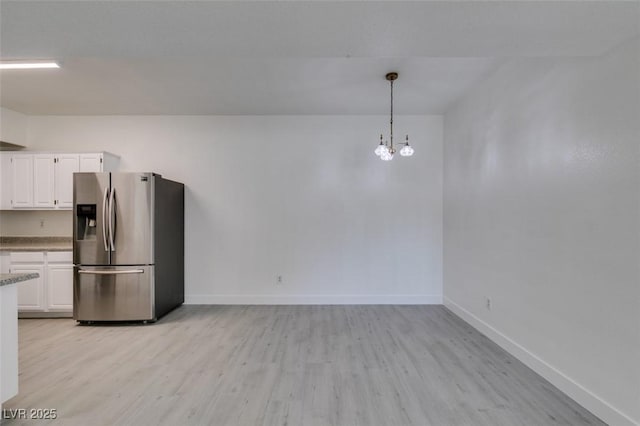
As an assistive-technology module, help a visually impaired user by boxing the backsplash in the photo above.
[0,210,72,237]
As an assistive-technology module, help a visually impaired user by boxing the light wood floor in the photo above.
[4,305,603,426]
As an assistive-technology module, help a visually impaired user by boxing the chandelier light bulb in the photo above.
[400,145,414,157]
[374,135,386,156]
[380,149,393,161]
[400,136,414,157]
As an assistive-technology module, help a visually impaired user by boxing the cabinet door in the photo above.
[0,153,12,209]
[11,154,33,208]
[10,264,45,311]
[55,154,79,209]
[79,154,103,172]
[0,253,9,274]
[47,264,73,311]
[33,154,55,208]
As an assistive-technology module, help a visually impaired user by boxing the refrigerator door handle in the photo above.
[78,269,144,275]
[108,187,116,251]
[102,187,109,252]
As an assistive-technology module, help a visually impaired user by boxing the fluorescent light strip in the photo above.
[0,62,59,70]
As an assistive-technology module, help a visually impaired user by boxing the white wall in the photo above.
[0,107,28,145]
[443,38,640,425]
[0,211,71,237]
[25,115,443,304]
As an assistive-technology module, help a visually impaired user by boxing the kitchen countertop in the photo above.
[0,237,72,252]
[0,272,40,287]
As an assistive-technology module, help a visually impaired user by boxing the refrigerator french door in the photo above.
[73,172,184,323]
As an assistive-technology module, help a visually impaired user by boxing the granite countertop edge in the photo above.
[0,245,73,252]
[0,272,40,287]
[0,236,72,252]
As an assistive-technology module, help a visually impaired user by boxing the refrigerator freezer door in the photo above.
[73,265,155,321]
[73,173,110,266]
[109,173,154,265]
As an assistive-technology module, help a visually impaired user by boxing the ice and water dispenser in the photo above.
[76,204,97,240]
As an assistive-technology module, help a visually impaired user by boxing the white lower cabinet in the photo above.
[9,251,73,315]
[46,265,73,311]
[13,265,45,311]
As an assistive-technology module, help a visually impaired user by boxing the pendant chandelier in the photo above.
[374,72,414,161]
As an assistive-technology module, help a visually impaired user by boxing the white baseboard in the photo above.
[185,294,442,305]
[444,296,638,426]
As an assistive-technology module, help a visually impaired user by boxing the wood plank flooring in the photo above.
[3,305,603,426]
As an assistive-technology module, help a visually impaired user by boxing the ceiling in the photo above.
[0,1,638,115]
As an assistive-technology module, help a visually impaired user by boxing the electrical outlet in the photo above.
[277,275,283,284]
[40,219,45,228]
[486,298,492,311]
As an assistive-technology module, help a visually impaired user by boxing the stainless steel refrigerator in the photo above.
[73,172,184,323]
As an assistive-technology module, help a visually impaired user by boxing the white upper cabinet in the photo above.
[79,153,103,172]
[0,153,13,209]
[2,151,118,210]
[33,154,55,208]
[55,154,80,208]
[11,154,34,208]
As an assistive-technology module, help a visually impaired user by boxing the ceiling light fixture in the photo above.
[375,72,414,161]
[0,61,60,70]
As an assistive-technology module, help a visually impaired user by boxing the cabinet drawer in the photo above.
[47,251,73,263]
[10,252,45,263]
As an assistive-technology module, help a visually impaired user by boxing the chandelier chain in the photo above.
[390,78,394,149]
